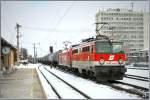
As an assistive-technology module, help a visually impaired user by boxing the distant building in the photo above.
[20,48,28,60]
[28,55,33,63]
[95,8,149,56]
[143,12,149,50]
[127,48,149,63]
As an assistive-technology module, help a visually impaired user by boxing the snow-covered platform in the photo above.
[0,64,46,99]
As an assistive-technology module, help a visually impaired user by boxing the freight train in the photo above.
[38,35,127,81]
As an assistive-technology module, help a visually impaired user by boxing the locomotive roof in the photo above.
[81,35,111,43]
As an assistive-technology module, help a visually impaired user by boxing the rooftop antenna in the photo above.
[131,2,134,12]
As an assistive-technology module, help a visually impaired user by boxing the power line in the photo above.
[53,1,75,28]
[43,1,75,41]
[21,25,94,33]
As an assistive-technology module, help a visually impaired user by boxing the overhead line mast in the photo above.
[16,23,21,62]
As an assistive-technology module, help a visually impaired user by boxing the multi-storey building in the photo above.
[95,8,147,56]
[143,12,149,50]
[20,48,28,60]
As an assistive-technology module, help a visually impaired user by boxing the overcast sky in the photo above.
[1,1,149,57]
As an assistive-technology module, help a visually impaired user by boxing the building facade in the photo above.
[143,12,149,50]
[95,8,148,56]
[20,48,28,60]
[1,37,17,74]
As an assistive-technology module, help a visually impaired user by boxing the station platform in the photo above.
[0,68,46,99]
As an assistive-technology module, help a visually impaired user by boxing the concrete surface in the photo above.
[0,68,46,99]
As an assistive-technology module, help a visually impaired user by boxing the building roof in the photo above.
[1,37,17,50]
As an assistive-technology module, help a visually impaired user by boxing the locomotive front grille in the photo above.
[94,66,125,80]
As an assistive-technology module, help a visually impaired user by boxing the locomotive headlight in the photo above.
[118,59,124,64]
[99,59,105,65]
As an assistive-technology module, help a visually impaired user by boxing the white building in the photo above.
[143,12,149,50]
[95,8,149,56]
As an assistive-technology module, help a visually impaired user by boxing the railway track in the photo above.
[38,66,61,99]
[124,74,149,81]
[38,65,92,99]
[127,67,148,70]
[39,64,148,99]
[98,75,149,99]
[103,81,149,99]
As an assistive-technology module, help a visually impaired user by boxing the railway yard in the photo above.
[1,63,147,99]
[1,1,149,99]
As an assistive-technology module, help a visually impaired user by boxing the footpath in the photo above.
[0,68,46,99]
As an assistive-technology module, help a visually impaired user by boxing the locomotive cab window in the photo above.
[112,42,124,53]
[95,42,111,53]
[95,42,124,54]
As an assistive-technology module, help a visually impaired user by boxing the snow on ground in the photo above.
[126,68,149,78]
[39,67,85,99]
[42,65,141,99]
[15,63,145,99]
[36,67,58,99]
[16,63,42,69]
[126,64,149,70]
[15,63,58,99]
[119,77,149,89]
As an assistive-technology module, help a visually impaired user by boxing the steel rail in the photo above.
[102,81,149,99]
[43,67,92,99]
[38,66,62,99]
[107,81,149,99]
[39,64,148,99]
[124,74,149,82]
[127,67,148,70]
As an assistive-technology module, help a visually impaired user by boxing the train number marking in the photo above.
[109,55,114,60]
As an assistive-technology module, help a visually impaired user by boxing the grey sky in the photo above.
[1,1,149,57]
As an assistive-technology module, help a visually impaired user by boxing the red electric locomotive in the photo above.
[59,35,126,81]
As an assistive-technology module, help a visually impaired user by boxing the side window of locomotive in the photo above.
[72,49,78,54]
[82,46,90,52]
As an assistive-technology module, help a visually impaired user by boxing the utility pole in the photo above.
[35,47,37,59]
[33,43,36,63]
[16,23,21,63]
[0,25,1,73]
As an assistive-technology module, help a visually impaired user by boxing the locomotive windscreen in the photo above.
[95,42,124,54]
[112,42,124,53]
